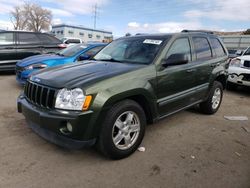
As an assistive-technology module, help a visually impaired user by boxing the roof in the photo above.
[52,24,112,35]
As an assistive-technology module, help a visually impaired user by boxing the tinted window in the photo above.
[0,33,14,45]
[210,38,226,57]
[193,37,212,60]
[18,33,41,44]
[166,38,191,61]
[38,34,61,44]
[66,39,81,44]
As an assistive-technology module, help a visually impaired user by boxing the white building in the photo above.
[51,24,113,43]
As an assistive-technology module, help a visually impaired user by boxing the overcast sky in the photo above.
[0,0,249,37]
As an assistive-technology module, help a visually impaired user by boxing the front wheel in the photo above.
[97,100,146,159]
[200,81,223,114]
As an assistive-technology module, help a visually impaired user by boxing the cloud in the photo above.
[126,21,203,34]
[128,22,140,28]
[0,0,22,14]
[52,18,62,25]
[46,7,73,17]
[184,0,250,21]
[47,0,109,15]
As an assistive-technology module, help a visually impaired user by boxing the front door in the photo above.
[156,37,197,116]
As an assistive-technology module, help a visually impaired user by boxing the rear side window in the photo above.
[193,37,212,60]
[210,38,226,57]
[166,38,191,61]
[38,34,61,44]
[18,33,41,44]
[0,33,14,45]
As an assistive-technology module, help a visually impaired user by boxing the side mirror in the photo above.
[235,50,242,56]
[162,53,189,67]
[79,54,90,61]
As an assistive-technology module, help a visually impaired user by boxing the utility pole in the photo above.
[93,3,98,29]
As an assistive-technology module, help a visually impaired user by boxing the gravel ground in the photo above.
[0,74,249,188]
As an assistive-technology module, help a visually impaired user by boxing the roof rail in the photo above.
[181,30,214,34]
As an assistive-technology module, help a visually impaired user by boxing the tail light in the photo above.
[58,43,67,48]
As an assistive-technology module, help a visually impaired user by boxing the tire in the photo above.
[227,81,237,90]
[200,81,223,114]
[97,99,146,159]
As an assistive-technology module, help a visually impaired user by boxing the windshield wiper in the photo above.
[96,58,122,63]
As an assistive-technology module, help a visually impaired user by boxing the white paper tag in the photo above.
[143,39,162,45]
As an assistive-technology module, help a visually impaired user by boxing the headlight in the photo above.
[230,58,241,67]
[25,63,48,70]
[55,88,92,111]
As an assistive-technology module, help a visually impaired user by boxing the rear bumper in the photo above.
[17,95,96,149]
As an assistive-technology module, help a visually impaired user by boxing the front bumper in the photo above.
[228,67,250,87]
[17,95,96,149]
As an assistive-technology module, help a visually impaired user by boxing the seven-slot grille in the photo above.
[24,81,56,109]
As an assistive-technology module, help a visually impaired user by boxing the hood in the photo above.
[30,61,145,88]
[17,54,65,67]
[237,55,250,61]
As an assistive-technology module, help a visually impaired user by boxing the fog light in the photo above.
[66,122,73,132]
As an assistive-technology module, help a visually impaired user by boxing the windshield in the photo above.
[243,47,250,56]
[58,44,88,57]
[94,37,167,64]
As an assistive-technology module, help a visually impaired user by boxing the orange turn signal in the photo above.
[82,95,92,111]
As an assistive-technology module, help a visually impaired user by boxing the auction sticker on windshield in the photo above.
[143,39,162,45]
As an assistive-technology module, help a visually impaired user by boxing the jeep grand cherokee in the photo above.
[17,31,229,159]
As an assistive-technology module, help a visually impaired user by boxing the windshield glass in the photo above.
[58,44,88,57]
[94,37,168,64]
[243,47,250,56]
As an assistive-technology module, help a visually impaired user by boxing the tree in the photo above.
[243,29,250,35]
[10,2,52,32]
[125,33,132,37]
[10,6,27,30]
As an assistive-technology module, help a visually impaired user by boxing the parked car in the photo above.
[17,31,229,159]
[0,31,66,71]
[227,46,250,89]
[16,43,106,85]
[61,37,83,47]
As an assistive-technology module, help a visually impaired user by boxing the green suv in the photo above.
[17,31,229,159]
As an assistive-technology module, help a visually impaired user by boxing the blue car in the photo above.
[16,43,106,85]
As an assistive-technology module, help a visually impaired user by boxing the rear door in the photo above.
[0,32,17,70]
[16,32,42,60]
[190,36,215,100]
[156,37,198,116]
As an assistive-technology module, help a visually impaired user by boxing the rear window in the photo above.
[0,32,14,45]
[193,37,212,60]
[38,34,61,44]
[210,38,226,57]
[65,39,81,44]
[18,33,41,44]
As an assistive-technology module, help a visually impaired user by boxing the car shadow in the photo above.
[226,86,250,97]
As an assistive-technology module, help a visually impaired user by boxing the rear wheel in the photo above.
[97,100,146,159]
[200,81,223,114]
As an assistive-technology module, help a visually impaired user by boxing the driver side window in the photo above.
[166,38,191,61]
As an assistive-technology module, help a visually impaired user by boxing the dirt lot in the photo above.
[0,74,249,188]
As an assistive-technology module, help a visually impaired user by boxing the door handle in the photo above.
[186,68,196,73]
